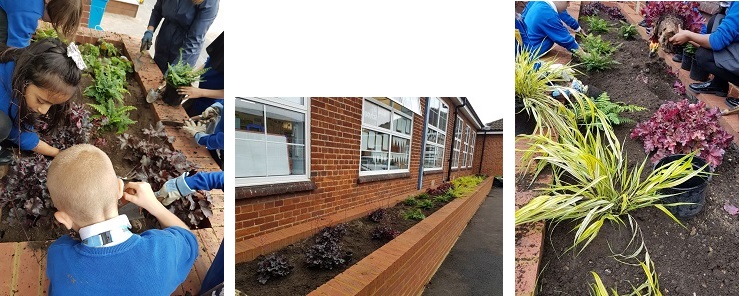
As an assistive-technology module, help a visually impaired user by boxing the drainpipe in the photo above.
[478,131,487,175]
[417,98,431,190]
[446,98,468,182]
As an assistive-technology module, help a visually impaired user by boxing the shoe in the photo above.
[726,97,739,108]
[0,148,13,165]
[639,19,647,27]
[689,81,728,97]
[672,54,683,63]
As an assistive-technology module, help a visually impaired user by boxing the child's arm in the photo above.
[123,182,189,230]
[32,140,60,157]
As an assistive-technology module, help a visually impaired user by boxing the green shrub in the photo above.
[403,197,419,207]
[618,22,638,40]
[403,209,425,221]
[584,16,609,33]
[416,199,435,209]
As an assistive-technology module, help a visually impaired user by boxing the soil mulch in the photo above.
[0,47,161,243]
[535,7,739,295]
[235,194,454,296]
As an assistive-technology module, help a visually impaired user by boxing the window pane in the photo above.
[391,137,410,154]
[390,153,409,170]
[427,128,437,144]
[424,146,436,168]
[266,105,305,144]
[437,133,445,145]
[361,129,390,152]
[361,151,388,171]
[394,113,412,135]
[236,99,265,137]
[365,101,392,130]
[452,151,459,167]
[377,107,391,130]
[435,148,444,168]
[235,134,267,178]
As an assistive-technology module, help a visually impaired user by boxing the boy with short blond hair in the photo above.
[46,144,198,295]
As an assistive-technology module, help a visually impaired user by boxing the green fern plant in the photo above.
[575,50,620,72]
[166,49,210,87]
[416,199,435,210]
[618,22,638,40]
[83,64,129,104]
[573,92,646,127]
[403,209,425,221]
[584,16,609,33]
[89,100,137,134]
[579,33,621,55]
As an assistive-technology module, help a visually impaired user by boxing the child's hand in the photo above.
[123,182,163,213]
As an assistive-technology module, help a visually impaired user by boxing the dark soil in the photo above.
[536,8,739,295]
[234,195,453,296]
[0,53,161,243]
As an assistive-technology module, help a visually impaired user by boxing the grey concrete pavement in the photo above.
[422,187,503,296]
[99,0,224,67]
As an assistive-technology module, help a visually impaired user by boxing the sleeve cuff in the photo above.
[574,27,581,32]
[176,173,196,196]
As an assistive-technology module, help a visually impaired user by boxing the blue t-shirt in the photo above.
[0,61,40,150]
[0,0,44,47]
[522,1,580,54]
[709,2,739,51]
[46,226,198,295]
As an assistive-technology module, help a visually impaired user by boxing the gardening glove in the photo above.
[570,78,588,94]
[140,30,153,52]
[201,106,220,120]
[183,119,207,138]
[157,172,196,206]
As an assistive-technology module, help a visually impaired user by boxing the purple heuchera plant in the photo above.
[118,122,213,227]
[631,99,733,167]
[0,154,54,226]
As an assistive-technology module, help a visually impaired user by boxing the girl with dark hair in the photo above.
[0,0,83,47]
[0,37,82,159]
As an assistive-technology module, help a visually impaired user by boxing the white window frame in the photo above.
[236,97,311,187]
[452,116,462,169]
[462,125,470,168]
[423,97,448,171]
[359,97,414,176]
[468,133,476,168]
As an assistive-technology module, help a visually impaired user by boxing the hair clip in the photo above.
[66,43,87,71]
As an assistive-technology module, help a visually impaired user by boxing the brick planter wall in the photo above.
[308,176,493,296]
[235,98,482,242]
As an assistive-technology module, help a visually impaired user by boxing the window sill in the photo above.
[357,172,411,184]
[236,180,317,200]
[423,169,444,176]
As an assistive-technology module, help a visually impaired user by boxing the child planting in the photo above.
[45,144,198,294]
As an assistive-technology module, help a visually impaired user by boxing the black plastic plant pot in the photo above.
[690,59,710,82]
[654,154,710,219]
[681,52,694,71]
[162,83,183,106]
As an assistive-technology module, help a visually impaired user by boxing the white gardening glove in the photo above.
[183,119,207,138]
[157,173,196,206]
[201,106,220,120]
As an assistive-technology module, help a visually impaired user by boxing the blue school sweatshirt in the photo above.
[0,0,44,47]
[185,171,224,191]
[709,2,739,51]
[522,1,580,54]
[0,61,40,151]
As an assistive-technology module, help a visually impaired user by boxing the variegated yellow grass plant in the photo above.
[589,252,662,296]
[515,86,710,254]
[515,47,581,136]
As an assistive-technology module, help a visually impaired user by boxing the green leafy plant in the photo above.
[166,49,209,87]
[99,40,119,57]
[589,253,662,296]
[580,33,621,55]
[415,192,431,200]
[449,175,486,198]
[573,92,646,127]
[584,16,609,33]
[403,209,425,221]
[416,199,435,210]
[403,197,419,207]
[433,194,453,204]
[683,43,696,55]
[618,22,638,40]
[83,64,129,104]
[89,99,137,134]
[33,27,59,42]
[575,49,620,72]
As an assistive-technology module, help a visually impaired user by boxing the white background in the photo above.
[223,0,513,294]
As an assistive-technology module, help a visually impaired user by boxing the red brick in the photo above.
[0,243,17,294]
[15,243,43,295]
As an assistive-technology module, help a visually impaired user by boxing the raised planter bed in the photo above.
[526,3,739,295]
[236,176,493,295]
